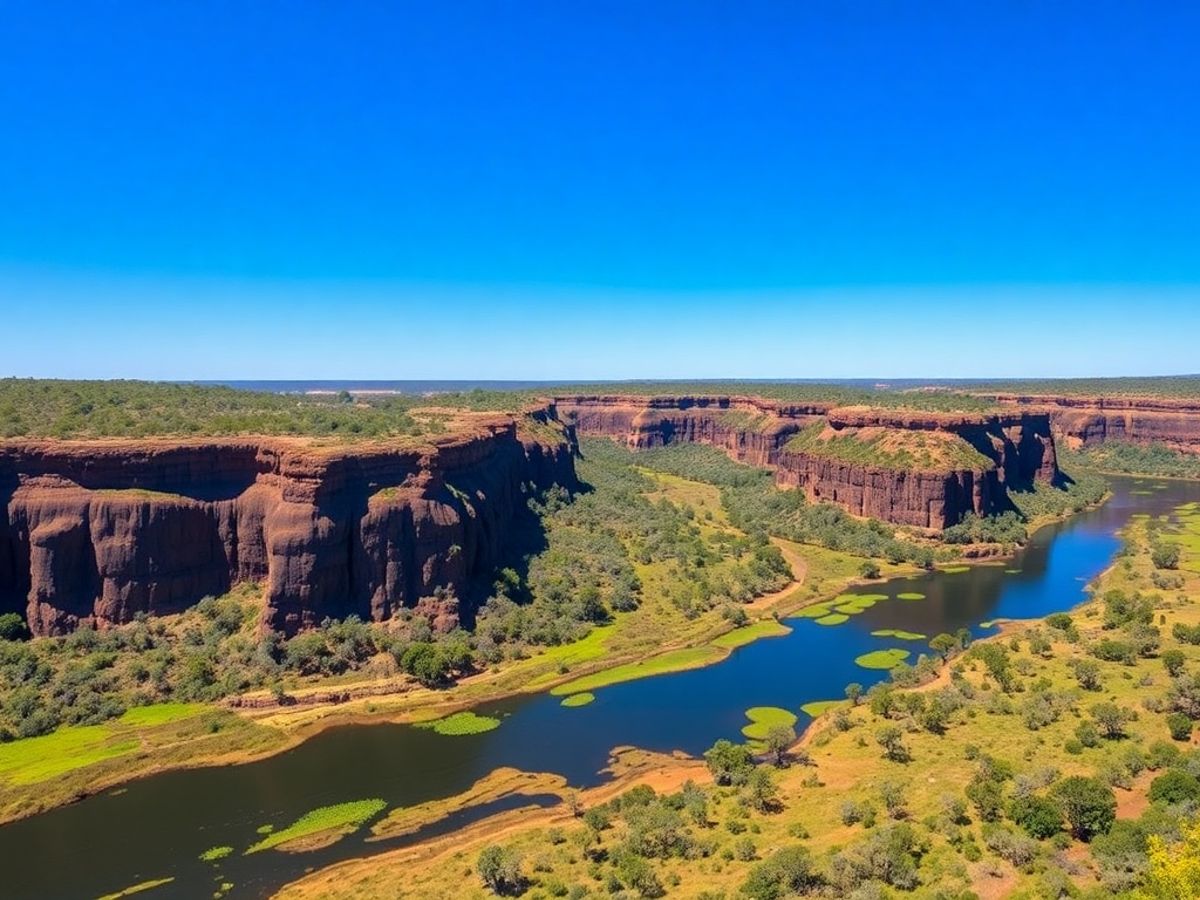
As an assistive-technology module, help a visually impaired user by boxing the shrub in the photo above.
[1167,712,1194,742]
[1148,770,1200,806]
[740,846,818,900]
[1008,794,1064,840]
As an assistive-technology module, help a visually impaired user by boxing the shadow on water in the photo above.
[3,476,1199,898]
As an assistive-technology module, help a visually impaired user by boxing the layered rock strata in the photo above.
[0,408,576,636]
[984,394,1200,455]
[556,395,1059,529]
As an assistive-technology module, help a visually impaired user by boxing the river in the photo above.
[2,475,1197,898]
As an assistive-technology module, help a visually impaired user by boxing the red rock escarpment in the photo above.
[556,395,1059,529]
[985,394,1200,455]
[0,408,577,636]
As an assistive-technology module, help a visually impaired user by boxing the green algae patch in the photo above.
[1004,568,1022,575]
[741,707,799,741]
[247,799,386,854]
[795,604,834,619]
[199,846,233,862]
[800,700,842,717]
[854,648,911,670]
[815,613,849,625]
[711,618,791,649]
[255,824,274,835]
[896,592,926,601]
[416,711,501,736]
[871,629,927,641]
[938,565,970,574]
[833,604,867,615]
[97,877,175,899]
[560,692,595,708]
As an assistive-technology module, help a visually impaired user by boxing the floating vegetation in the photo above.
[833,604,867,615]
[415,711,501,736]
[1130,489,1154,496]
[247,799,386,854]
[97,878,176,900]
[795,604,834,619]
[1004,568,1022,574]
[815,614,849,625]
[741,706,799,740]
[939,565,970,574]
[560,692,595,708]
[199,846,233,862]
[870,629,927,641]
[255,824,274,835]
[854,648,911,670]
[800,700,841,717]
[896,592,926,601]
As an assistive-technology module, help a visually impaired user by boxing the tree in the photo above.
[1072,658,1102,690]
[1148,770,1200,806]
[1152,542,1181,570]
[966,774,1005,822]
[764,724,797,767]
[1091,702,1135,739]
[1164,648,1187,677]
[703,739,754,786]
[929,633,957,661]
[1051,776,1116,841]
[0,612,28,641]
[476,844,522,894]
[859,561,881,579]
[876,725,910,762]
[740,846,817,900]
[744,766,780,812]
[1168,712,1194,742]
[845,682,863,705]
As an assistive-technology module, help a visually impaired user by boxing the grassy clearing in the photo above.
[248,799,386,854]
[549,646,721,696]
[710,619,791,649]
[800,700,843,717]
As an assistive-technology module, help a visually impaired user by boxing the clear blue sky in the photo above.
[2,1,1197,379]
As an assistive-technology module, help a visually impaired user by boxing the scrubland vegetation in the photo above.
[1062,443,1200,481]
[299,506,1200,899]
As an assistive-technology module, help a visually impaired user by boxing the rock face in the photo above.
[556,396,1059,529]
[0,407,577,636]
[985,394,1200,455]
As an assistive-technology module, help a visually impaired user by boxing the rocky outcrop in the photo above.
[0,408,577,637]
[556,395,1059,529]
[984,394,1200,455]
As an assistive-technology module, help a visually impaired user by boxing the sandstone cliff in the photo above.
[0,407,577,637]
[556,395,1059,529]
[984,394,1200,455]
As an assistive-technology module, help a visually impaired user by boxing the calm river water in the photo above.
[3,475,1198,898]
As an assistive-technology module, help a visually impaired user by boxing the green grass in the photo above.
[247,799,387,854]
[799,700,842,717]
[815,614,849,625]
[560,693,596,708]
[870,629,927,640]
[415,711,501,736]
[896,591,926,600]
[118,703,207,727]
[741,706,799,740]
[549,646,720,696]
[854,648,911,669]
[794,604,834,619]
[710,619,791,649]
[0,724,138,785]
[199,846,234,862]
[96,877,175,899]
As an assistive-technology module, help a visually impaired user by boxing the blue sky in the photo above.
[2,1,1198,379]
